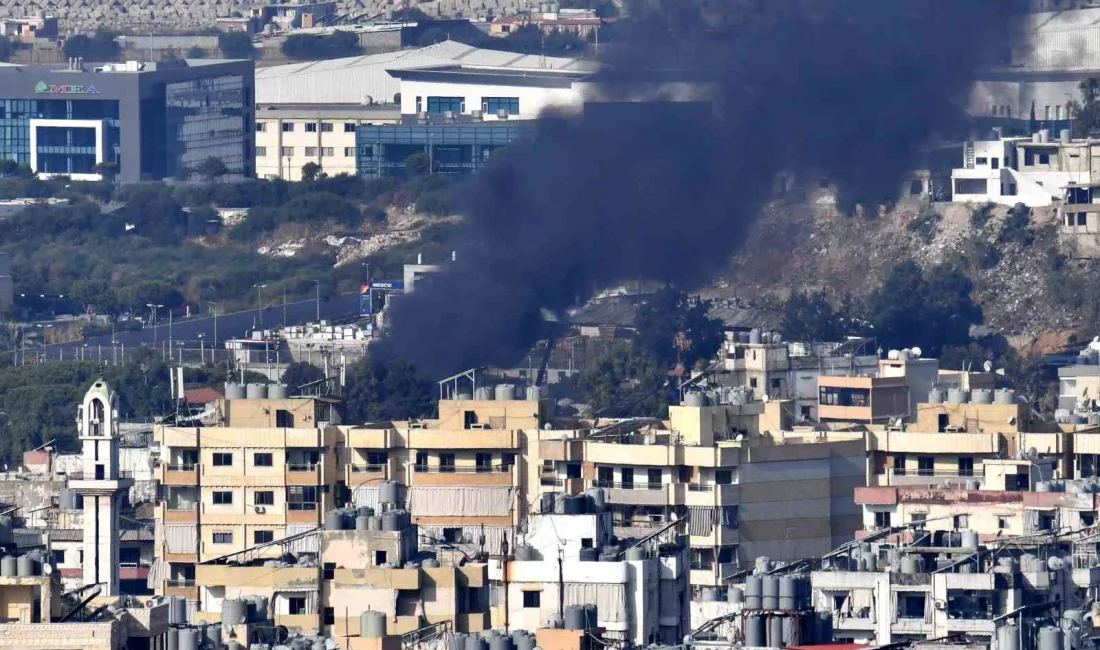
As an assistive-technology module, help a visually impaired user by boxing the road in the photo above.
[36,294,364,360]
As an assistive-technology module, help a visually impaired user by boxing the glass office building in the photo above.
[356,122,535,178]
[0,59,254,182]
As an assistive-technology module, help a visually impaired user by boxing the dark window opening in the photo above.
[522,591,541,608]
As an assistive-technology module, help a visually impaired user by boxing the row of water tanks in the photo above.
[458,385,546,402]
[0,552,44,578]
[224,383,289,400]
[1036,478,1100,494]
[449,630,538,650]
[166,623,247,650]
[736,575,811,610]
[735,330,782,346]
[928,388,1015,405]
[744,612,833,649]
[324,506,408,532]
[206,595,268,627]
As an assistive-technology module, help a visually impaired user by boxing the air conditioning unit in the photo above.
[254,506,266,514]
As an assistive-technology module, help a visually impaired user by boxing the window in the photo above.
[476,453,492,472]
[320,122,333,132]
[770,377,781,391]
[715,469,732,485]
[367,451,388,467]
[581,538,593,548]
[305,147,318,156]
[647,468,662,489]
[621,467,634,489]
[1039,153,1051,165]
[344,147,356,157]
[254,453,273,467]
[427,96,464,114]
[213,491,233,505]
[375,550,388,565]
[749,377,757,388]
[324,562,336,580]
[898,593,926,619]
[305,123,317,133]
[440,453,455,473]
[917,456,934,477]
[415,452,428,472]
[958,456,974,477]
[254,491,274,506]
[281,147,294,157]
[874,511,890,528]
[52,549,65,565]
[998,516,1009,530]
[1082,512,1096,527]
[976,157,988,165]
[287,486,318,507]
[344,122,356,132]
[502,453,517,470]
[256,146,267,157]
[255,122,267,132]
[522,591,541,608]
[954,514,969,529]
[323,607,335,625]
[483,97,520,115]
[213,453,233,467]
[597,466,613,487]
[254,530,274,544]
[1079,213,1088,226]
[281,122,294,132]
[910,513,927,524]
[213,532,233,544]
[1039,512,1056,531]
[991,158,1000,169]
[288,597,307,615]
[321,147,334,156]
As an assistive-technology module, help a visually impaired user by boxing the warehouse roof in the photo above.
[256,40,596,105]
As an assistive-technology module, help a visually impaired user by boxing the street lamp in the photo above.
[205,301,221,355]
[253,284,267,328]
[147,305,163,345]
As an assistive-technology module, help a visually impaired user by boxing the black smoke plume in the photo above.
[379,0,1023,378]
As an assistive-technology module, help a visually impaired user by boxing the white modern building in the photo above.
[951,130,1097,206]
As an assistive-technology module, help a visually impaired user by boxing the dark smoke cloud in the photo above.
[379,0,1024,378]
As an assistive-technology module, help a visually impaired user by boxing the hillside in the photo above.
[717,192,1090,345]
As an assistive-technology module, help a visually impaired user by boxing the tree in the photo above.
[405,153,431,177]
[195,157,229,183]
[63,30,121,61]
[218,31,255,59]
[343,358,434,422]
[93,160,119,183]
[186,46,208,59]
[281,31,362,61]
[782,291,846,342]
[0,35,12,63]
[301,162,323,182]
[0,159,17,178]
[635,288,724,370]
[868,261,983,357]
[282,362,325,391]
[578,345,669,417]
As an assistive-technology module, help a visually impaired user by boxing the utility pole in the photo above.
[312,280,321,322]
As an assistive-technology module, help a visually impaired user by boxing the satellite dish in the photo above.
[983,360,993,372]
[762,394,770,403]
[42,564,53,575]
[911,347,922,359]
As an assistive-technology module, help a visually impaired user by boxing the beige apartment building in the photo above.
[254,105,398,180]
[154,391,342,603]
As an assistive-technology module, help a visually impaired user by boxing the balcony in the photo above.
[161,503,199,524]
[411,465,514,487]
[346,427,393,450]
[884,468,983,488]
[120,563,151,581]
[346,463,388,486]
[161,463,200,486]
[332,567,419,589]
[286,502,319,525]
[685,483,739,506]
[408,429,518,450]
[164,580,198,601]
[285,463,322,486]
[538,439,584,462]
[594,481,674,506]
[868,431,1000,455]
[158,426,200,448]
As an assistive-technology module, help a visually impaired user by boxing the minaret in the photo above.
[69,380,131,596]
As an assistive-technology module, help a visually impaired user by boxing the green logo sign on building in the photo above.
[34,81,100,95]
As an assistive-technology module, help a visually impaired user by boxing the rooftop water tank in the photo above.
[928,389,944,404]
[514,545,537,561]
[324,511,345,531]
[971,388,993,404]
[205,624,222,648]
[947,388,969,404]
[526,385,545,401]
[515,634,536,650]
[489,636,514,650]
[728,586,744,604]
[361,610,387,638]
[368,516,382,531]
[221,598,246,626]
[625,546,645,562]
[379,480,400,505]
[998,624,1020,650]
[1039,627,1063,650]
[564,605,587,630]
[961,530,979,548]
[422,558,440,568]
[382,510,403,531]
[178,627,200,650]
[58,488,75,510]
[684,392,707,407]
[474,387,494,401]
[901,556,921,575]
[268,383,288,400]
[225,382,246,400]
[495,384,516,401]
[167,628,179,650]
[762,575,779,609]
[457,393,473,401]
[745,615,765,647]
[1036,481,1051,493]
[16,555,35,577]
[778,576,797,610]
[700,587,720,602]
[355,515,371,532]
[579,547,600,561]
[749,329,762,345]
[466,635,488,650]
[169,595,187,626]
[994,389,1016,405]
[246,383,267,400]
[588,487,606,512]
[745,575,763,608]
[768,615,784,648]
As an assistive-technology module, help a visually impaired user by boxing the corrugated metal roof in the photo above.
[256,40,595,105]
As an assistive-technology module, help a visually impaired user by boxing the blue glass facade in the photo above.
[164,74,248,179]
[356,123,534,178]
[0,99,120,167]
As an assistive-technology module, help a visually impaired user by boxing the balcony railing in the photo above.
[165,503,198,512]
[167,579,195,588]
[351,464,386,473]
[540,477,563,487]
[287,502,318,511]
[418,465,512,474]
[166,463,197,472]
[892,468,973,477]
[288,463,319,472]
[594,480,664,491]
[67,471,135,480]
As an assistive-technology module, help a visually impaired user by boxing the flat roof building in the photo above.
[0,58,255,182]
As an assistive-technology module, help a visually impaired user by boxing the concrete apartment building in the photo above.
[154,387,342,604]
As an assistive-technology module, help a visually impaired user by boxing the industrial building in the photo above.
[0,58,255,182]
